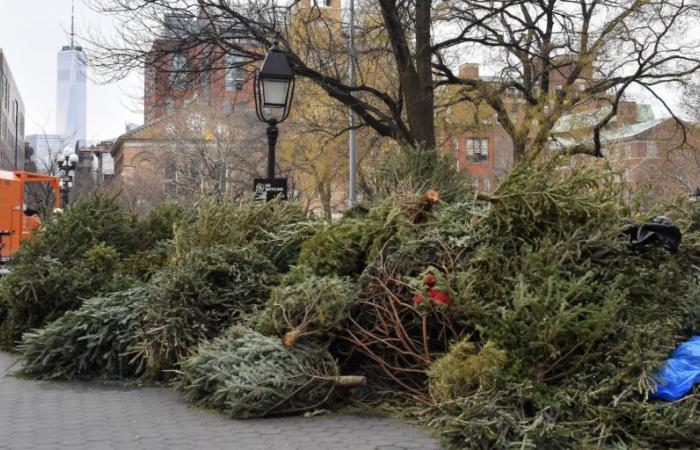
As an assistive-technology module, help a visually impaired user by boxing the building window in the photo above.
[171,53,188,89]
[165,99,176,115]
[189,162,202,190]
[214,161,227,193]
[139,159,153,171]
[164,159,177,195]
[624,143,632,160]
[226,53,244,92]
[647,141,658,158]
[223,100,233,115]
[466,137,489,162]
[483,177,490,192]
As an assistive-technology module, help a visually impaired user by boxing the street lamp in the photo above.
[57,146,79,206]
[254,40,295,183]
[690,187,700,203]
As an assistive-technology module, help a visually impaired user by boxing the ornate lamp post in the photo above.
[57,146,79,207]
[254,41,295,187]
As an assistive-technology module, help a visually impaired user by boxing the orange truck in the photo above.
[0,170,60,266]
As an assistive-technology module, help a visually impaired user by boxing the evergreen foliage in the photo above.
[171,197,318,271]
[18,245,276,380]
[370,146,472,202]
[176,326,339,418]
[416,159,700,448]
[19,287,151,379]
[131,245,276,379]
[0,243,134,349]
[136,201,188,250]
[10,155,700,448]
[297,219,368,277]
[428,339,507,402]
[0,195,181,349]
[252,266,357,346]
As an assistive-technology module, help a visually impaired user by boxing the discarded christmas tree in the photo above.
[177,326,363,418]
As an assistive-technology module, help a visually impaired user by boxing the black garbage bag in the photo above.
[624,216,682,253]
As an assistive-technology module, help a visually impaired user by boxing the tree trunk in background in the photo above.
[379,0,436,150]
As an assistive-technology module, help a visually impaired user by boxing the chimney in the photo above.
[617,101,638,125]
[459,63,480,80]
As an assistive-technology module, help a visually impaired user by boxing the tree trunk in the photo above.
[412,0,436,149]
[317,181,333,221]
[379,0,436,150]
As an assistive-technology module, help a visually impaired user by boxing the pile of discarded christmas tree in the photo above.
[4,151,700,449]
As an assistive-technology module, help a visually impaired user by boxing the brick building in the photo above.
[444,61,700,204]
[143,14,255,124]
[112,0,345,212]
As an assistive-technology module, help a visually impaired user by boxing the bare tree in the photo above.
[24,132,72,214]
[161,101,267,199]
[88,0,700,162]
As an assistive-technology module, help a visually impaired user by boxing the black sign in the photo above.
[254,178,288,202]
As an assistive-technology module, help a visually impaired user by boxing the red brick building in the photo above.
[144,16,256,124]
[443,61,700,204]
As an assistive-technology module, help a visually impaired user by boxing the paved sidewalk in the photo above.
[0,352,440,450]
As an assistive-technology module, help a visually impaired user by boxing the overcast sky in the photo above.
[0,1,697,143]
[0,0,143,142]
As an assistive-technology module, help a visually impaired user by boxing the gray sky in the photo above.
[0,0,697,143]
[0,0,143,142]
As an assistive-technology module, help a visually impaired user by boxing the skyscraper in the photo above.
[56,1,86,148]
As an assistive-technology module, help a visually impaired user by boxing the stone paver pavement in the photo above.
[0,351,441,450]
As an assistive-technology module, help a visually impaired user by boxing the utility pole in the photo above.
[348,0,358,207]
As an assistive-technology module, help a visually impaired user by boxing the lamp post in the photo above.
[253,41,295,200]
[690,187,700,203]
[57,147,79,207]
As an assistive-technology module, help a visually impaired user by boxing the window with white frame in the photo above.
[647,141,658,158]
[466,137,489,162]
[482,177,490,192]
[624,143,632,160]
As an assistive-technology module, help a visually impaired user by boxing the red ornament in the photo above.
[412,293,423,304]
[425,274,437,288]
[428,288,451,305]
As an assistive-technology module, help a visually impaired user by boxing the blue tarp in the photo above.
[651,336,700,401]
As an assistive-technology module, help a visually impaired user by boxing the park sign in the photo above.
[254,178,288,202]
